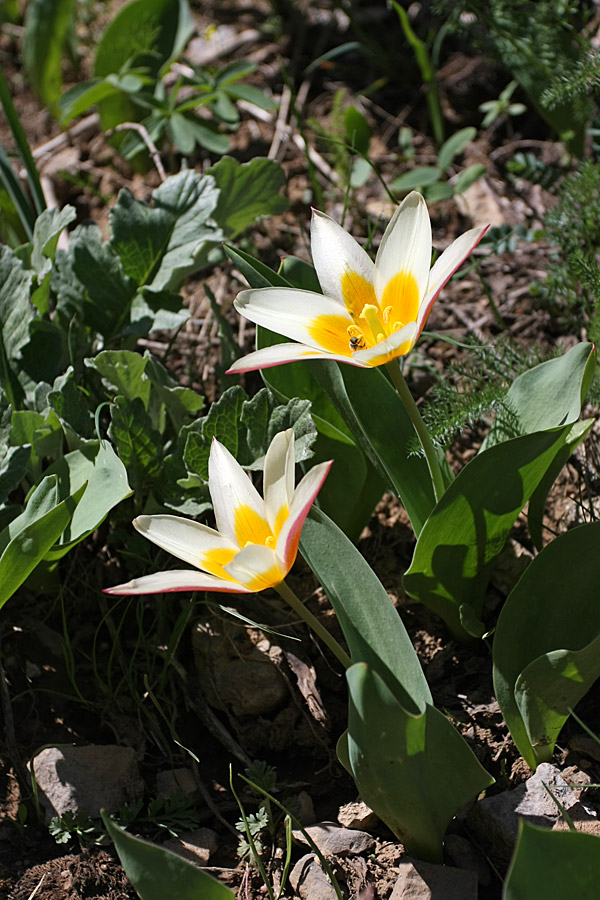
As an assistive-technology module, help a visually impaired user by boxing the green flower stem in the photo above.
[386,359,445,503]
[275,580,352,669]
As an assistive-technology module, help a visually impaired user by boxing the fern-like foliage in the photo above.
[532,161,600,333]
[432,0,596,125]
[422,337,555,448]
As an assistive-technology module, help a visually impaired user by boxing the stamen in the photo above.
[266,535,275,548]
[382,305,393,323]
[360,304,385,344]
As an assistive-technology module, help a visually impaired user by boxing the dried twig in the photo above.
[108,122,167,182]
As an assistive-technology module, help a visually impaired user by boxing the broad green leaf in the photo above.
[102,813,234,900]
[144,354,205,432]
[110,189,175,285]
[0,486,80,612]
[314,362,437,535]
[482,343,596,450]
[424,182,454,202]
[344,106,371,155]
[23,0,74,113]
[169,115,230,155]
[241,392,315,468]
[148,170,221,291]
[43,442,132,556]
[504,822,600,900]
[405,344,595,638]
[11,408,63,475]
[0,475,59,555]
[94,0,193,132]
[453,163,486,195]
[404,427,572,639]
[389,166,442,193]
[224,82,276,111]
[128,288,189,336]
[88,350,150,410]
[30,206,77,313]
[59,78,127,125]
[257,328,354,445]
[437,127,476,171]
[48,368,95,441]
[346,664,493,861]
[307,433,385,541]
[223,244,291,290]
[493,522,600,770]
[0,247,34,402]
[300,507,431,714]
[208,156,289,239]
[109,397,162,495]
[0,446,30,504]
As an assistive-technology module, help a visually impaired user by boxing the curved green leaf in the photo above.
[504,822,600,900]
[300,507,431,714]
[493,521,600,769]
[102,813,234,900]
[346,663,493,862]
[23,0,74,114]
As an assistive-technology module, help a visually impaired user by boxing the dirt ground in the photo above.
[1,2,600,898]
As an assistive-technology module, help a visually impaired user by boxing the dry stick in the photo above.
[31,113,100,161]
[268,84,292,159]
[108,123,167,183]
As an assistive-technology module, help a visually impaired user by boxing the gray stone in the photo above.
[468,762,597,861]
[31,745,143,823]
[162,827,218,865]
[390,859,478,899]
[337,800,378,830]
[292,821,375,856]
[444,834,491,887]
[155,767,197,800]
[290,853,338,900]
[296,790,316,826]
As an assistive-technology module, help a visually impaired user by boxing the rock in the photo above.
[468,762,597,861]
[569,734,600,763]
[162,827,218,865]
[289,853,339,900]
[390,858,478,899]
[192,619,289,717]
[296,790,316,826]
[292,822,375,856]
[31,745,143,824]
[444,834,491,887]
[338,800,378,830]
[155,768,197,800]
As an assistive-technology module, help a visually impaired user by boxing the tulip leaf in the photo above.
[314,361,438,534]
[404,427,572,639]
[405,344,595,639]
[504,822,600,900]
[482,343,596,450]
[0,477,83,612]
[493,522,600,770]
[300,506,431,714]
[102,813,234,900]
[345,663,494,862]
[23,0,74,114]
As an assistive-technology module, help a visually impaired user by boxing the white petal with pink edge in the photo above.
[374,192,432,303]
[134,514,236,569]
[225,543,284,589]
[226,343,367,374]
[209,438,266,543]
[351,321,418,366]
[263,429,294,534]
[104,569,252,595]
[276,460,333,570]
[310,209,375,303]
[419,225,488,331]
[234,288,354,349]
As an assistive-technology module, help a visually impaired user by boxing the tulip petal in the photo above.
[374,192,432,307]
[234,288,355,357]
[276,459,333,571]
[310,209,376,318]
[104,569,252,595]
[418,225,488,333]
[209,440,270,547]
[351,321,418,367]
[263,429,294,535]
[134,514,237,569]
[225,543,284,591]
[227,342,367,374]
